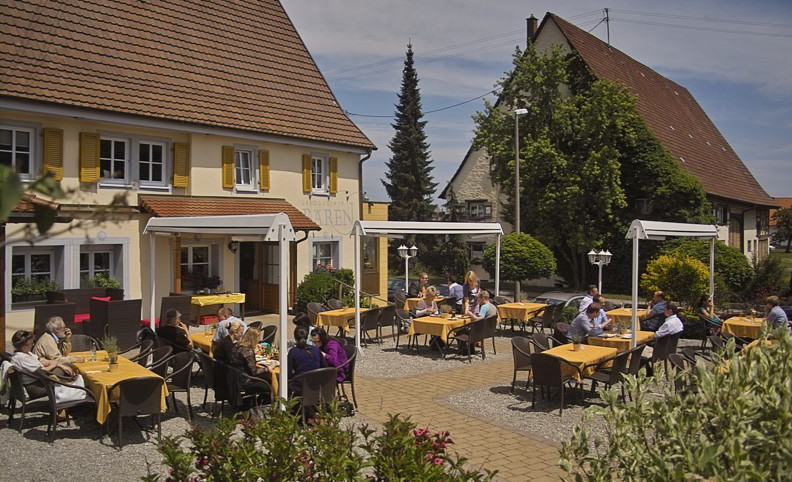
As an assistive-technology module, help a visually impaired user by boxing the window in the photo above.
[757,209,769,236]
[467,201,492,220]
[636,198,653,216]
[79,250,112,287]
[312,155,328,194]
[11,251,53,287]
[181,245,210,291]
[363,237,378,270]
[100,137,128,181]
[715,205,729,225]
[0,126,34,177]
[235,149,254,190]
[139,141,165,184]
[312,241,338,270]
[467,242,485,264]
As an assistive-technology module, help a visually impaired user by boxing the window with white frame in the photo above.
[0,126,34,177]
[312,241,338,270]
[11,250,54,287]
[100,137,129,181]
[467,200,492,220]
[181,245,211,291]
[235,149,255,190]
[79,249,113,287]
[138,141,166,184]
[467,242,485,264]
[714,205,729,225]
[312,155,328,194]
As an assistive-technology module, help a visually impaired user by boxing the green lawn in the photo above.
[770,250,792,275]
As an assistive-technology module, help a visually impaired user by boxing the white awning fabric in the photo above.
[354,220,503,236]
[143,213,296,241]
[625,220,718,241]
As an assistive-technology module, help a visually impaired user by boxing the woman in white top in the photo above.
[414,286,440,317]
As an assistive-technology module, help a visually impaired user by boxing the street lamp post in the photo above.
[587,249,613,294]
[513,108,529,300]
[398,244,418,292]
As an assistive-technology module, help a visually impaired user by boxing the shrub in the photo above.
[641,255,709,307]
[748,254,787,301]
[143,403,496,482]
[560,330,792,481]
[562,305,578,323]
[482,233,556,283]
[295,270,336,312]
[85,273,122,289]
[658,239,752,300]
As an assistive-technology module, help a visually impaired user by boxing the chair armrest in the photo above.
[147,353,176,370]
[119,341,145,356]
[129,349,153,363]
[36,370,96,401]
[163,356,196,383]
[513,345,532,358]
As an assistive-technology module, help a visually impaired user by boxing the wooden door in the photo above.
[261,243,280,314]
[729,216,743,252]
[362,237,380,295]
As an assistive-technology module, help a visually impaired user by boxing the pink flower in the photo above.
[434,457,444,465]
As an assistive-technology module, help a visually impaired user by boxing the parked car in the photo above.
[387,278,405,303]
[530,291,587,310]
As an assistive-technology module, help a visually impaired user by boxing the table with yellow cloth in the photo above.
[606,308,647,327]
[496,302,548,322]
[191,293,247,323]
[722,316,764,339]
[409,315,471,341]
[189,333,280,394]
[588,331,655,352]
[316,307,369,333]
[543,344,618,381]
[72,351,168,425]
[405,297,445,311]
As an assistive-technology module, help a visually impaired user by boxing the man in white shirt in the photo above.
[655,302,684,338]
[213,307,246,343]
[578,285,599,313]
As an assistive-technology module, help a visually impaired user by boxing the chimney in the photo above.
[527,15,538,45]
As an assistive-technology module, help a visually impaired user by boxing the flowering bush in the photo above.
[142,402,496,482]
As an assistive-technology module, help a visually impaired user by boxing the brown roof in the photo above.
[544,14,776,208]
[140,195,320,230]
[770,197,792,226]
[0,0,374,150]
[11,194,60,214]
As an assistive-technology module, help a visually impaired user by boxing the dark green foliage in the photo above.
[773,207,792,252]
[427,187,470,279]
[658,239,752,300]
[295,270,335,312]
[143,403,496,482]
[748,254,787,300]
[560,331,792,481]
[482,232,555,283]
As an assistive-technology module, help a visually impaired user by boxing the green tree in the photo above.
[381,43,438,272]
[641,254,709,307]
[430,187,469,280]
[473,44,711,289]
[773,207,792,252]
[482,232,556,287]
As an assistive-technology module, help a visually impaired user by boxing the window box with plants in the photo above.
[11,278,59,304]
[186,271,223,295]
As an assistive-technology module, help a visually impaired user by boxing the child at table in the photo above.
[415,286,440,317]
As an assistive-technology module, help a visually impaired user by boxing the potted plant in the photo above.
[101,335,120,372]
[571,334,586,351]
[87,273,121,289]
[440,304,453,318]
[11,277,59,303]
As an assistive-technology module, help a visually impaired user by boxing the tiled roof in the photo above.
[0,0,374,150]
[11,194,60,214]
[770,197,792,226]
[546,14,776,208]
[140,195,320,230]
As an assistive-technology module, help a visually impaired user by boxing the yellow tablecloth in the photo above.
[606,308,646,327]
[409,315,470,341]
[191,293,246,306]
[543,344,618,381]
[191,331,215,356]
[72,351,168,425]
[743,338,778,351]
[588,331,655,352]
[496,302,548,321]
[722,317,764,339]
[316,307,369,333]
[405,297,445,311]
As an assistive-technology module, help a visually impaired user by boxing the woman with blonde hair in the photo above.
[415,286,439,317]
[231,327,268,378]
[462,270,480,316]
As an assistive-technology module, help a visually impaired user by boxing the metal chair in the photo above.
[71,334,101,353]
[395,309,411,349]
[291,367,338,424]
[511,337,533,393]
[326,299,344,310]
[530,353,581,417]
[163,351,196,423]
[261,325,277,344]
[336,344,358,408]
[108,376,165,448]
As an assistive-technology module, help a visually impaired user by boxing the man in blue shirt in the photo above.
[591,295,613,331]
[447,274,464,312]
[568,304,604,340]
[641,291,667,331]
[765,296,790,332]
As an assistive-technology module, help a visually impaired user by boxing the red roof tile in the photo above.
[770,197,792,226]
[546,14,776,208]
[11,194,60,214]
[140,195,320,230]
[0,0,374,150]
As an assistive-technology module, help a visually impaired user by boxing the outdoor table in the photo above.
[409,315,470,341]
[722,316,764,339]
[496,302,548,322]
[191,331,215,356]
[606,307,646,327]
[405,297,445,311]
[543,344,618,381]
[316,307,369,333]
[743,338,778,351]
[72,350,168,425]
[588,331,655,352]
[191,293,247,323]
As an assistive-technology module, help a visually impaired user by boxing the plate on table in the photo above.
[448,317,457,321]
[621,334,633,339]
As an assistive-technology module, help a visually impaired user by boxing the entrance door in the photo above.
[362,237,380,295]
[729,216,743,252]
[261,243,280,313]
[238,242,281,314]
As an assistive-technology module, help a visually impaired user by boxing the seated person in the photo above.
[292,311,317,346]
[287,327,327,397]
[472,290,495,320]
[696,295,721,334]
[156,309,194,352]
[415,286,440,317]
[641,291,667,332]
[765,295,790,332]
[568,304,604,340]
[311,328,348,382]
[578,285,599,313]
[214,321,244,365]
[212,307,247,347]
[408,272,430,298]
[447,274,464,312]
[655,302,684,338]
[10,330,86,407]
[33,316,74,365]
[230,327,269,380]
[591,295,613,332]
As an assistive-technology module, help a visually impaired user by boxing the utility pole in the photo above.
[605,8,610,46]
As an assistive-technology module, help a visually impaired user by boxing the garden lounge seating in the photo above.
[46,288,124,316]
[83,298,142,350]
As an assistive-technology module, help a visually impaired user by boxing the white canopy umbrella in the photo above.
[625,220,718,348]
[144,213,295,403]
[351,220,504,354]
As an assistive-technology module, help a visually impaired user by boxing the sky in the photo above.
[282,0,792,203]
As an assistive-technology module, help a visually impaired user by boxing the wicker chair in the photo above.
[379,304,397,340]
[530,353,581,416]
[448,315,498,362]
[531,332,552,352]
[360,308,382,346]
[291,367,338,423]
[511,337,533,393]
[393,291,408,309]
[108,376,164,448]
[306,302,323,326]
[29,370,97,441]
[394,309,411,349]
[145,346,174,376]
[326,299,344,310]
[163,352,196,422]
[71,334,101,353]
[530,304,556,333]
[583,350,630,400]
[261,325,277,344]
[337,344,358,408]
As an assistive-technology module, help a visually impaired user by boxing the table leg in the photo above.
[241,303,246,320]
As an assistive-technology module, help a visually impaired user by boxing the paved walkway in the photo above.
[355,339,565,482]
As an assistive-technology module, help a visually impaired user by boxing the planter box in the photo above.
[11,293,46,304]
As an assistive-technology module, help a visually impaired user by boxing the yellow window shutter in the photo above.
[79,132,100,183]
[173,142,190,188]
[302,154,312,193]
[329,156,338,194]
[259,150,270,191]
[222,145,235,189]
[42,128,64,180]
